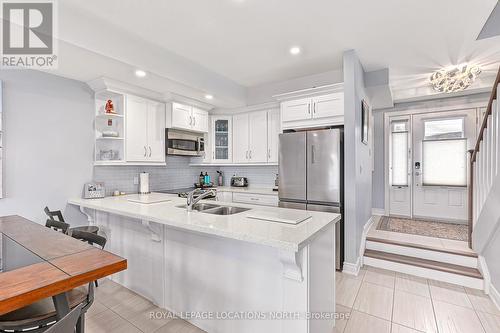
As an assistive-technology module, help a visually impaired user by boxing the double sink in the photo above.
[177,203,251,215]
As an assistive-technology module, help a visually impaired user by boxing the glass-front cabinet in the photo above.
[211,116,232,163]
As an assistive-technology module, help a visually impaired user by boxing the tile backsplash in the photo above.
[93,156,278,195]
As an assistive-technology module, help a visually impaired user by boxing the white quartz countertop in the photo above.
[214,186,278,196]
[69,193,339,252]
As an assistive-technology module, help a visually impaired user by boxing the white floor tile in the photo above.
[395,273,430,298]
[433,300,485,333]
[476,311,500,333]
[392,290,437,333]
[429,280,473,309]
[353,282,394,320]
[343,310,391,333]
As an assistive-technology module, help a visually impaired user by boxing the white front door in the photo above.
[412,109,476,221]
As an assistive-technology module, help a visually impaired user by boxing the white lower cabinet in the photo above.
[232,193,279,207]
[126,95,165,163]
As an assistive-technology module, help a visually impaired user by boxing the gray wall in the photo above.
[343,50,373,265]
[0,70,95,226]
[372,93,490,210]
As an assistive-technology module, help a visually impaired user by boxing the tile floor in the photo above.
[89,266,500,333]
[336,266,500,333]
[86,279,205,333]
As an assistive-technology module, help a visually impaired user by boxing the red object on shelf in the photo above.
[105,100,116,114]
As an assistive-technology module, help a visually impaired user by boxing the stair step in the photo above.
[366,236,478,258]
[364,249,483,279]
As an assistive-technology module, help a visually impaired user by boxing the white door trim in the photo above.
[383,103,488,215]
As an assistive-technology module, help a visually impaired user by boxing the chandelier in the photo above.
[429,64,481,93]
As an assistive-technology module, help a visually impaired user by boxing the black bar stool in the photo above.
[44,206,99,234]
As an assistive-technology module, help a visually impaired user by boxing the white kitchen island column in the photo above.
[70,195,338,333]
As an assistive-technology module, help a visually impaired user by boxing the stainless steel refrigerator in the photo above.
[278,127,344,270]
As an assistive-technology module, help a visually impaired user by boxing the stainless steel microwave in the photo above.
[165,129,205,157]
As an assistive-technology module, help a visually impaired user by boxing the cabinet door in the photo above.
[248,111,268,163]
[312,93,344,119]
[281,97,311,122]
[172,103,193,130]
[267,109,280,163]
[192,107,209,133]
[147,101,166,162]
[126,96,149,162]
[232,113,249,163]
[212,116,233,163]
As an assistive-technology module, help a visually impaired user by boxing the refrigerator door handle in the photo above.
[311,145,315,164]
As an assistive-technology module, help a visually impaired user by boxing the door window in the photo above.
[422,117,467,187]
[391,120,409,186]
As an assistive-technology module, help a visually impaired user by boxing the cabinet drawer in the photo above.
[232,193,278,207]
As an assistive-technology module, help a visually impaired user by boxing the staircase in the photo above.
[363,236,483,289]
[363,67,500,290]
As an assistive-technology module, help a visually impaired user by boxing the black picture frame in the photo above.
[361,99,369,145]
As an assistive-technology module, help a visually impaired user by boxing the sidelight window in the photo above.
[391,120,409,186]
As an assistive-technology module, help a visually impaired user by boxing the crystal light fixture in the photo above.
[429,64,481,93]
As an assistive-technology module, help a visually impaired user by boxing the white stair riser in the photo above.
[363,256,484,290]
[366,241,478,268]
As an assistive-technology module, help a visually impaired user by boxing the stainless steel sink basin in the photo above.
[177,203,250,215]
[201,206,250,215]
[176,203,220,211]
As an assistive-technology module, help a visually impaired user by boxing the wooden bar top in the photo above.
[0,215,127,315]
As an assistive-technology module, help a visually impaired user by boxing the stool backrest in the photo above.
[44,206,65,222]
[71,230,107,249]
[45,219,70,234]
[44,304,82,333]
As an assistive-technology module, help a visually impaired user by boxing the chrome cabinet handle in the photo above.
[193,116,196,126]
[249,150,252,159]
[144,146,147,157]
[246,151,249,159]
[268,148,271,159]
[308,104,311,114]
[313,102,316,113]
[149,146,152,157]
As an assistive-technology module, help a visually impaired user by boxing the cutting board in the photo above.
[126,193,172,204]
[246,210,312,225]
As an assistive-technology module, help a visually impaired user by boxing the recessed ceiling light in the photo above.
[289,46,301,55]
[205,94,214,100]
[135,69,147,78]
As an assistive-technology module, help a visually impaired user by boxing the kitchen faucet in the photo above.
[186,188,217,212]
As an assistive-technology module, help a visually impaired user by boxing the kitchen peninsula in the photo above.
[69,193,339,333]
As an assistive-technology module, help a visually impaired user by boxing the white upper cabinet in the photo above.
[267,109,280,163]
[232,113,249,163]
[147,101,166,162]
[279,87,344,130]
[192,107,209,133]
[281,97,311,122]
[233,111,268,163]
[169,102,209,133]
[211,116,233,163]
[312,93,344,120]
[248,111,268,163]
[171,103,192,130]
[126,95,165,163]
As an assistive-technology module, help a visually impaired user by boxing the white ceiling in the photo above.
[55,0,500,106]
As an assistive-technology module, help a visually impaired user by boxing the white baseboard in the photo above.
[343,258,361,276]
[490,284,500,311]
[479,255,491,294]
[372,208,385,216]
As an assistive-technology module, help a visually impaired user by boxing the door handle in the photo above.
[144,146,147,157]
[149,146,152,157]
[311,145,315,164]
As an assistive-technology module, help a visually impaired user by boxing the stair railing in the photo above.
[469,67,500,248]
